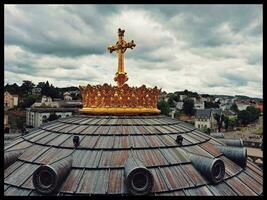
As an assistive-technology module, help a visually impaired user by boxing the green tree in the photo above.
[157,100,170,116]
[238,110,250,125]
[20,80,35,96]
[230,103,239,113]
[167,94,179,107]
[183,99,194,116]
[205,101,219,109]
[228,117,238,129]
[20,95,39,109]
[246,106,260,122]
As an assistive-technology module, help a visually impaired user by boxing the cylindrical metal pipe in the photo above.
[124,157,154,195]
[32,156,73,195]
[210,132,224,138]
[217,138,243,147]
[188,153,225,184]
[214,145,247,168]
[4,151,23,169]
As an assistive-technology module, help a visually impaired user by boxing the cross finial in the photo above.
[108,28,136,87]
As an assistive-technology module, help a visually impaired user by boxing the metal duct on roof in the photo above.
[4,150,23,169]
[217,138,244,147]
[32,156,73,195]
[124,157,154,195]
[188,153,225,184]
[210,132,224,138]
[214,145,247,168]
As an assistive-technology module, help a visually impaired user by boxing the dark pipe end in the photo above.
[32,165,58,195]
[126,167,154,195]
[210,159,225,183]
[176,134,183,145]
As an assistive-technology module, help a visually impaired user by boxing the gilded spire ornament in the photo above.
[79,28,161,115]
[108,28,136,87]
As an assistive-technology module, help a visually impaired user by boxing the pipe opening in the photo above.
[131,171,149,192]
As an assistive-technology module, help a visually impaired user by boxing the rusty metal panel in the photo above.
[144,135,165,147]
[159,166,188,190]
[142,125,159,134]
[243,167,263,185]
[186,132,206,143]
[46,134,70,146]
[4,161,24,178]
[246,161,263,177]
[158,135,176,146]
[220,156,242,177]
[51,123,71,132]
[94,125,110,135]
[76,170,101,194]
[113,136,130,149]
[61,169,84,193]
[6,141,32,151]
[98,151,113,167]
[21,174,34,189]
[207,182,237,196]
[208,138,226,146]
[135,125,148,134]
[80,125,99,134]
[150,168,169,192]
[184,185,213,196]
[131,135,148,148]
[181,134,200,144]
[200,142,222,157]
[92,169,109,194]
[68,125,88,134]
[26,131,51,143]
[180,164,207,186]
[37,132,60,145]
[237,171,263,195]
[85,150,103,168]
[59,124,79,133]
[73,150,92,168]
[42,122,63,130]
[5,186,32,196]
[191,130,210,140]
[109,151,129,167]
[154,126,171,134]
[226,176,257,195]
[107,169,124,194]
[95,136,114,148]
[79,135,100,148]
[78,117,95,124]
[19,145,50,162]
[132,149,167,166]
[5,163,39,186]
[35,147,71,164]
[23,129,46,140]
[183,145,213,158]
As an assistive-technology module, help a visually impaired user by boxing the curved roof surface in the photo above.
[4,115,263,196]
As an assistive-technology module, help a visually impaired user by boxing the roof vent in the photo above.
[73,136,80,148]
[188,153,225,184]
[214,145,247,168]
[124,157,154,195]
[210,132,224,138]
[4,150,23,169]
[33,156,72,194]
[176,134,183,145]
[217,138,243,147]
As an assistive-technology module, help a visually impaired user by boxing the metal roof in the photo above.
[4,115,263,196]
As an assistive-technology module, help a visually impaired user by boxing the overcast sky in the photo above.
[4,4,263,98]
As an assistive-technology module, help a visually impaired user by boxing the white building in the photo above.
[236,102,249,111]
[176,102,184,110]
[31,96,60,108]
[179,95,187,101]
[194,101,205,109]
[26,108,77,128]
[195,109,222,132]
[4,91,18,110]
[64,92,73,101]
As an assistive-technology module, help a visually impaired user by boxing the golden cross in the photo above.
[108,28,136,87]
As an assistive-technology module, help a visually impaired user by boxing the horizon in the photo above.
[4,5,263,99]
[4,80,263,99]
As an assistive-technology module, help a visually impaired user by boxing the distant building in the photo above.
[194,101,205,109]
[64,92,73,101]
[179,94,187,101]
[236,102,250,111]
[4,91,19,110]
[31,96,60,108]
[223,109,237,119]
[176,102,184,110]
[220,103,232,111]
[26,108,78,128]
[195,108,222,132]
[69,90,80,96]
[31,87,42,95]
